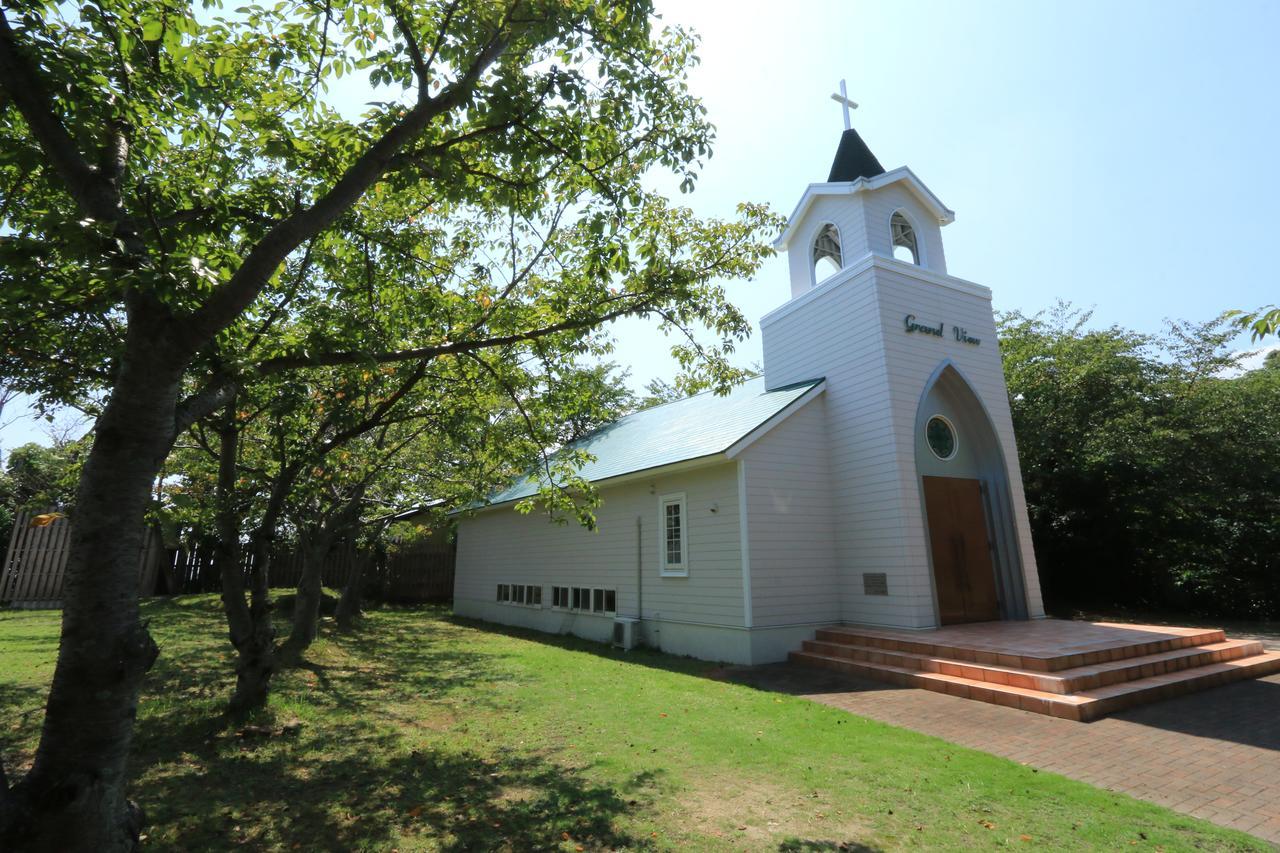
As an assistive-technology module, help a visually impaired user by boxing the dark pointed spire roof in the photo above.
[827,128,885,182]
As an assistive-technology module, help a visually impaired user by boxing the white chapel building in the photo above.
[452,122,1045,665]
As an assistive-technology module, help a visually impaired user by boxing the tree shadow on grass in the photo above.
[130,608,520,771]
[0,681,46,775]
[331,609,519,703]
[3,598,667,849]
[123,599,668,849]
[135,724,660,851]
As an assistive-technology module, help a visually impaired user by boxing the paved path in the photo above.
[724,663,1280,845]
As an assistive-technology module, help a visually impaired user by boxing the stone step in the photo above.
[800,638,1264,694]
[790,650,1088,718]
[790,649,1280,721]
[814,624,1227,672]
[1075,652,1280,720]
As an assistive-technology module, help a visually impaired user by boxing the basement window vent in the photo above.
[863,573,889,596]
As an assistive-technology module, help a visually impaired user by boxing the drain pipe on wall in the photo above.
[635,515,643,646]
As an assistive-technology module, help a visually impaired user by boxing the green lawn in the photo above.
[0,597,1265,851]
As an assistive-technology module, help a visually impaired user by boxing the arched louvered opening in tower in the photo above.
[811,223,842,285]
[891,211,920,265]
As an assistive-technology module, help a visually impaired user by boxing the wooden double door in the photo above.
[922,476,1000,625]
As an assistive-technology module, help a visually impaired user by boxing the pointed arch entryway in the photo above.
[915,362,1029,624]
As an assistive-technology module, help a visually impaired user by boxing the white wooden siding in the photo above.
[762,262,925,625]
[454,461,747,628]
[762,253,1044,627]
[740,396,839,627]
[873,266,1044,618]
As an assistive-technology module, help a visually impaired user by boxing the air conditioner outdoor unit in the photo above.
[612,617,638,651]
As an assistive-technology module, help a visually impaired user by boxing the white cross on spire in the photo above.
[830,79,858,130]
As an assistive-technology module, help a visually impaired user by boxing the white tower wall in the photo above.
[762,256,1043,627]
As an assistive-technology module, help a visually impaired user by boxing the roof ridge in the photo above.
[551,376,763,452]
[627,373,764,417]
[765,377,825,393]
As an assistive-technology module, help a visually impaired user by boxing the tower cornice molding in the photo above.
[760,253,990,328]
[774,166,955,251]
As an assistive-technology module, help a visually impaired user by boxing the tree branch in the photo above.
[316,359,432,455]
[242,239,316,357]
[254,298,652,374]
[461,350,572,506]
[423,0,463,79]
[179,18,516,352]
[0,11,119,222]
[386,0,428,89]
[174,376,239,437]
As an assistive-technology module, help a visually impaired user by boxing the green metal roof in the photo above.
[482,376,823,507]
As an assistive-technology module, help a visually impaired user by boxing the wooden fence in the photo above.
[159,541,363,596]
[378,540,457,603]
[1,511,456,608]
[0,509,163,609]
[158,539,455,602]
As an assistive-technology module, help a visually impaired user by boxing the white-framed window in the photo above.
[659,492,688,576]
[497,583,543,608]
[551,585,615,614]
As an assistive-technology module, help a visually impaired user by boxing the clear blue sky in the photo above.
[3,0,1277,449]
[612,0,1280,385]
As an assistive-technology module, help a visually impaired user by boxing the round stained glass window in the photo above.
[926,415,957,460]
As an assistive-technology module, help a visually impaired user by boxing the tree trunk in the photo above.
[226,531,277,715]
[1,327,181,852]
[279,526,334,659]
[335,547,374,631]
[218,455,302,709]
[212,412,278,716]
[282,487,366,658]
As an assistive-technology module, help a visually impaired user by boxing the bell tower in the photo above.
[757,89,1043,629]
[775,125,954,300]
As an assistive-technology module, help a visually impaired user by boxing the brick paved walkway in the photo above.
[725,662,1280,844]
